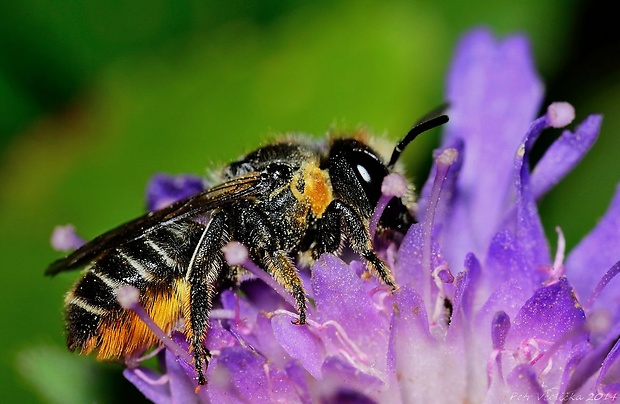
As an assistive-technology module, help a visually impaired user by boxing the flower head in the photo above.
[116,29,619,402]
[146,173,205,212]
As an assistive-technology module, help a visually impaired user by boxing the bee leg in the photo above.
[186,211,230,385]
[234,200,307,324]
[262,250,307,325]
[318,200,397,289]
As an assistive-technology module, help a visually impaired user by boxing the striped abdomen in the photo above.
[65,220,205,360]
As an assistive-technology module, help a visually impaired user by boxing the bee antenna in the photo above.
[387,111,449,169]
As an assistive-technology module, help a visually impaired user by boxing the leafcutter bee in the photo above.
[46,113,448,385]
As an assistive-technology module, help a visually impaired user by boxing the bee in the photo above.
[46,113,448,385]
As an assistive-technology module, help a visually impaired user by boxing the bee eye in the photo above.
[328,138,390,209]
[355,164,372,184]
[328,144,387,208]
[350,151,388,203]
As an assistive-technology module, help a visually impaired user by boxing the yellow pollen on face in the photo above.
[292,162,333,217]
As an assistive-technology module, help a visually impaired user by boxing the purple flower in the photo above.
[120,29,619,402]
[146,173,205,211]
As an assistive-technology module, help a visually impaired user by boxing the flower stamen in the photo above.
[222,241,298,311]
[323,320,370,365]
[273,308,373,371]
[369,173,408,239]
[51,224,86,252]
[431,263,454,326]
[422,148,458,309]
[540,357,554,377]
[134,345,165,364]
[515,338,541,364]
[117,285,194,366]
[222,320,256,352]
[546,102,575,128]
[586,259,620,310]
[209,309,236,320]
[263,363,278,403]
[488,311,511,387]
[369,286,391,313]
[543,226,566,285]
[133,368,170,386]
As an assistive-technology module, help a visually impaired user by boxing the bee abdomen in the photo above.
[65,220,205,359]
[65,298,105,352]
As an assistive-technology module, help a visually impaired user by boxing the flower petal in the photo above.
[319,388,377,404]
[447,254,481,340]
[311,254,391,373]
[123,367,171,404]
[597,336,620,395]
[510,117,552,286]
[272,313,326,379]
[396,223,448,312]
[389,286,469,401]
[146,173,205,211]
[475,277,528,334]
[508,278,586,347]
[531,115,602,199]
[459,253,482,321]
[207,346,300,403]
[165,346,208,403]
[284,361,313,404]
[166,332,213,402]
[491,311,511,351]
[567,184,620,309]
[315,357,383,402]
[558,341,594,397]
[439,28,543,267]
[241,279,295,313]
[506,364,548,403]
[484,230,533,298]
[504,278,588,390]
[560,314,620,397]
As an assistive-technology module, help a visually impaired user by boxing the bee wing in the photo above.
[46,173,265,275]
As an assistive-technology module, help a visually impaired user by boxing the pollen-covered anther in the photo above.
[51,224,86,252]
[586,310,612,335]
[546,102,575,128]
[381,173,408,198]
[222,241,249,266]
[369,173,409,238]
[436,147,458,166]
[437,268,455,284]
[117,285,141,309]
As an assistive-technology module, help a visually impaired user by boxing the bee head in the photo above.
[326,113,449,232]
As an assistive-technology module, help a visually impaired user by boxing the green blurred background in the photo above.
[1,1,618,402]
